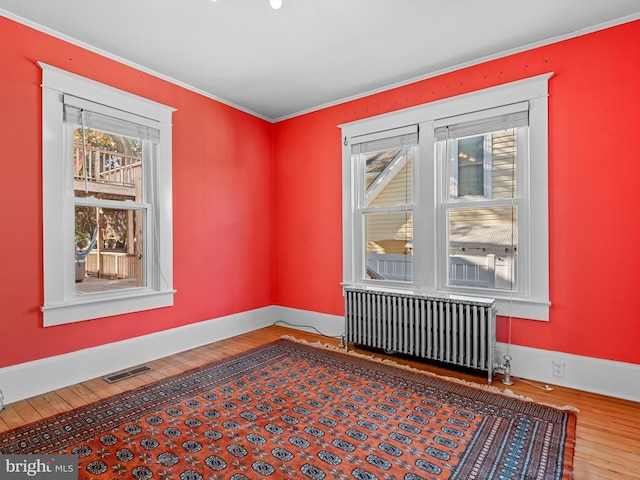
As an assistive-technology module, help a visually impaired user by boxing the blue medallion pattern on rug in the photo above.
[0,339,575,479]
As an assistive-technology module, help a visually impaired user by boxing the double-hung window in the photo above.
[435,105,528,292]
[341,74,551,320]
[40,63,175,326]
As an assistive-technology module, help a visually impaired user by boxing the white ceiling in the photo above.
[1,0,639,121]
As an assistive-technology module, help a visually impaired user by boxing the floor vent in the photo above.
[103,365,152,383]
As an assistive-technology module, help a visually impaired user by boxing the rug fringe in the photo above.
[281,335,579,414]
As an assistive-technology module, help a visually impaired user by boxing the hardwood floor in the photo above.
[1,325,638,479]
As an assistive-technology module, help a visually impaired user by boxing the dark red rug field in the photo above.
[0,339,576,479]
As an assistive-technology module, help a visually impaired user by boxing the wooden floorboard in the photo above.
[0,325,638,479]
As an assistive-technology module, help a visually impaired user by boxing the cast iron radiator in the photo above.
[344,286,497,383]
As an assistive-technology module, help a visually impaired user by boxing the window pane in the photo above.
[448,129,517,200]
[365,211,413,282]
[73,127,143,201]
[73,127,146,294]
[457,136,484,196]
[364,146,414,208]
[448,206,517,290]
[75,205,144,294]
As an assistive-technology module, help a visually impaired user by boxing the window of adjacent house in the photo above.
[455,136,486,197]
[341,74,551,321]
[40,63,176,326]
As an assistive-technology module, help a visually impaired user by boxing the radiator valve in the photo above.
[494,355,514,386]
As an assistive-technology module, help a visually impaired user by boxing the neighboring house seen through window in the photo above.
[341,74,551,320]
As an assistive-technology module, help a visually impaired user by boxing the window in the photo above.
[436,106,528,292]
[40,63,175,326]
[341,74,551,320]
[353,127,417,282]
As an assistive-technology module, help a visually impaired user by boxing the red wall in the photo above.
[1,16,638,370]
[0,17,274,368]
[273,20,640,365]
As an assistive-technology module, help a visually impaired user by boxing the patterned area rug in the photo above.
[0,339,576,479]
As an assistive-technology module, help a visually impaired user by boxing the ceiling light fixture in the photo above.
[270,0,283,9]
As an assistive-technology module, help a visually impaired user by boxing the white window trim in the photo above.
[340,73,552,321]
[39,62,176,326]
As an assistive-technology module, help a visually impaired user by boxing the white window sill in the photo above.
[42,289,176,327]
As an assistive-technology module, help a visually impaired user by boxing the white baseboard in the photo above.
[272,306,345,339]
[494,343,640,403]
[273,307,640,403]
[0,306,277,405]
[2,306,638,406]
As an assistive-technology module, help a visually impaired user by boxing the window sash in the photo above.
[74,204,148,291]
[445,205,518,291]
[437,120,526,295]
[362,210,414,283]
[353,128,417,285]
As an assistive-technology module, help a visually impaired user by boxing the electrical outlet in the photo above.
[552,361,565,378]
